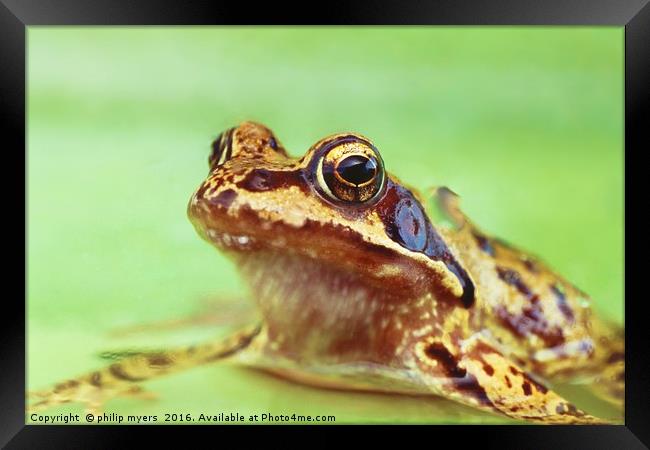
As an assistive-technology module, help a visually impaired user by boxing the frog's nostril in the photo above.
[209,128,235,170]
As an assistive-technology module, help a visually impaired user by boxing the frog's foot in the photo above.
[410,335,608,424]
[108,298,257,338]
[27,323,262,414]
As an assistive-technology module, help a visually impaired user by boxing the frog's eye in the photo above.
[315,136,385,203]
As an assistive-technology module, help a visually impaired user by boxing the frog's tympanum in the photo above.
[30,122,624,424]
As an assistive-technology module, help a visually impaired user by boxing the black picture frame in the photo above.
[2,1,647,447]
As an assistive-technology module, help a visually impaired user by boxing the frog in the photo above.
[28,121,624,424]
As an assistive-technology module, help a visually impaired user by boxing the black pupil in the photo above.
[336,155,377,185]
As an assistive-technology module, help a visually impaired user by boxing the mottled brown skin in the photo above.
[28,122,623,424]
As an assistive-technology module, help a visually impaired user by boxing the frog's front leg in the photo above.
[409,334,607,424]
[28,324,261,415]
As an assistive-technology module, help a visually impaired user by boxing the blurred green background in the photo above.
[27,27,623,424]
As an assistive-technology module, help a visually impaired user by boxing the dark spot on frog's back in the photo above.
[473,232,495,256]
[496,266,537,302]
[551,283,575,322]
[497,304,565,348]
[521,257,539,273]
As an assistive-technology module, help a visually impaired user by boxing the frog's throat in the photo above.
[233,250,450,364]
